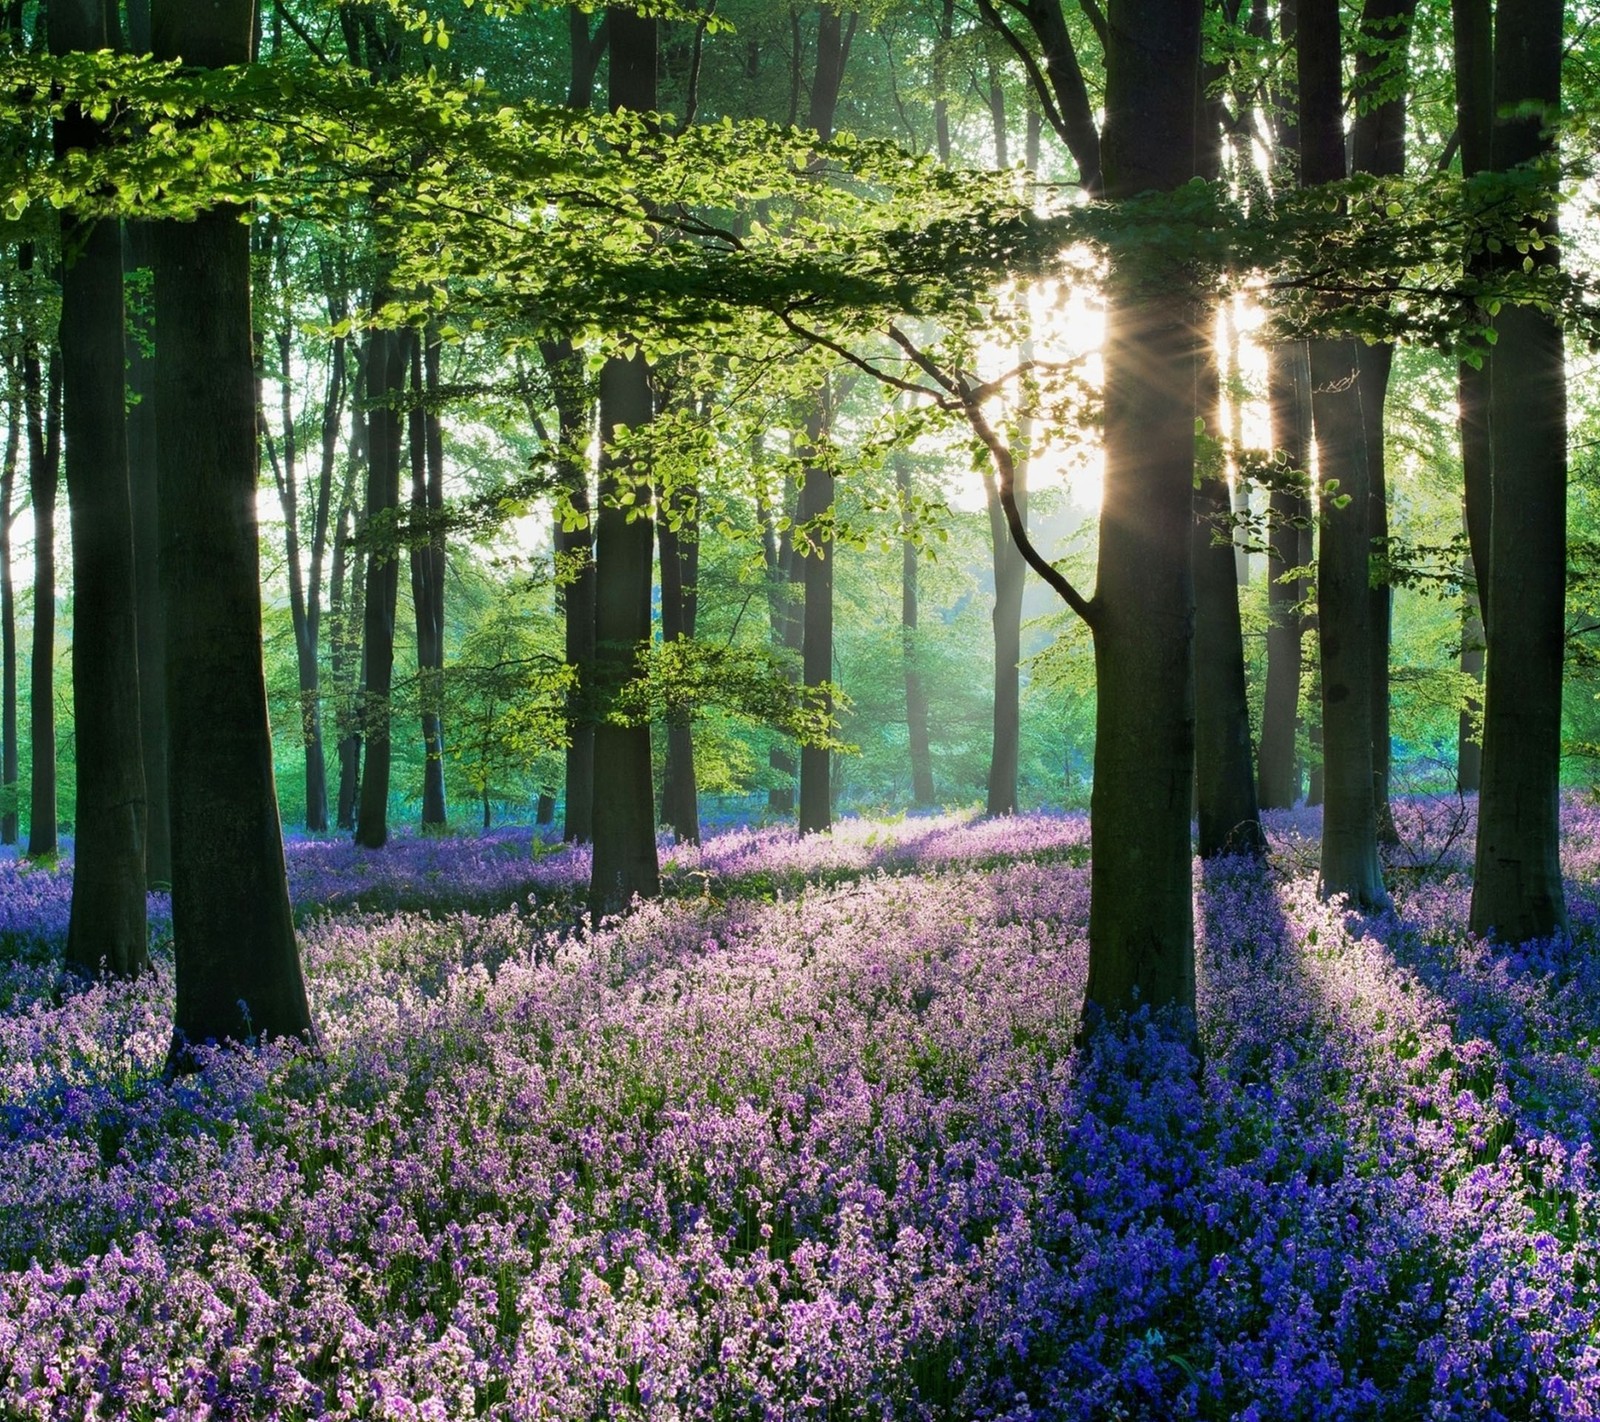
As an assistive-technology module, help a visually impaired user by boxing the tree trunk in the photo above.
[22,336,59,859]
[589,6,660,919]
[331,346,365,832]
[125,221,171,881]
[1300,0,1386,909]
[1351,0,1418,841]
[1470,0,1567,943]
[1258,339,1311,809]
[797,399,833,835]
[152,0,314,1067]
[0,370,17,846]
[409,331,447,830]
[1192,60,1263,860]
[657,428,700,845]
[1082,0,1202,1022]
[896,451,936,807]
[1458,512,1483,793]
[354,323,405,848]
[542,338,596,843]
[53,0,148,981]
[1194,335,1265,859]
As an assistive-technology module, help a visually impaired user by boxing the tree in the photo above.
[409,327,447,829]
[1351,0,1420,843]
[588,5,662,919]
[1300,0,1387,910]
[52,0,149,981]
[1469,0,1567,943]
[21,301,58,860]
[0,350,17,847]
[151,0,314,1067]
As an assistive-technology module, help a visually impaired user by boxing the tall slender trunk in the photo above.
[1258,339,1311,808]
[409,331,446,829]
[332,343,365,831]
[22,334,59,859]
[0,368,18,847]
[542,338,596,842]
[1470,0,1567,943]
[54,0,148,981]
[1351,0,1418,839]
[1458,511,1483,793]
[124,221,170,881]
[1452,0,1490,801]
[797,398,833,835]
[152,0,313,1067]
[1301,0,1386,908]
[1192,63,1263,860]
[1082,0,1203,1021]
[657,444,700,844]
[793,11,855,834]
[1194,331,1265,858]
[589,6,660,918]
[896,451,935,806]
[354,322,405,848]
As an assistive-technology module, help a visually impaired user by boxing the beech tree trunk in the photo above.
[1300,0,1386,909]
[152,0,314,1067]
[22,335,58,859]
[1258,339,1311,809]
[1458,518,1483,793]
[1470,0,1567,943]
[657,439,700,844]
[0,372,17,847]
[124,221,171,882]
[1194,334,1264,859]
[331,348,366,831]
[53,0,149,981]
[797,399,834,835]
[1351,0,1417,840]
[1081,0,1202,1021]
[541,339,597,843]
[409,331,447,830]
[588,7,661,919]
[897,451,936,807]
[354,323,405,848]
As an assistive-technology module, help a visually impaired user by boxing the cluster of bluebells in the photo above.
[1,803,1598,1418]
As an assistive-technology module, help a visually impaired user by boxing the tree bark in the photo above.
[797,398,833,835]
[1300,0,1387,909]
[125,221,171,881]
[354,323,405,848]
[657,434,700,844]
[1470,0,1567,943]
[331,345,366,831]
[22,335,59,859]
[1258,339,1311,808]
[53,0,149,981]
[1351,0,1417,840]
[1194,335,1265,859]
[897,451,936,807]
[409,331,447,830]
[589,6,661,919]
[542,338,596,842]
[152,0,313,1067]
[1081,0,1202,1022]
[1458,510,1483,793]
[0,367,18,846]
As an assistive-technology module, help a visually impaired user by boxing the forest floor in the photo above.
[2,798,1600,1419]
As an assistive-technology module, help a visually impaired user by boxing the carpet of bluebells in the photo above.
[3,801,1600,1419]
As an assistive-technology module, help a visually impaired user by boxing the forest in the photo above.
[3,0,1600,1415]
